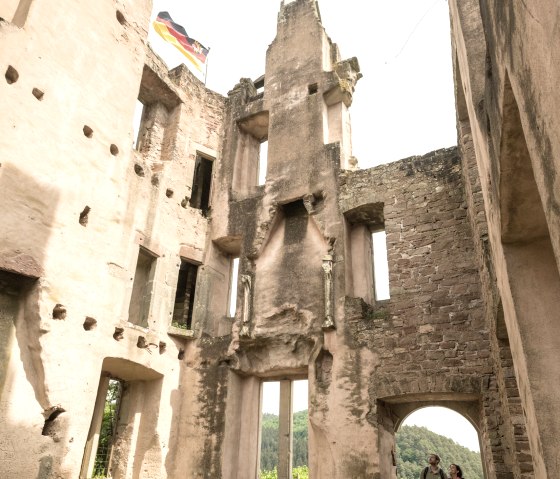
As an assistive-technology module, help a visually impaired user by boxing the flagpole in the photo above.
[204,49,210,86]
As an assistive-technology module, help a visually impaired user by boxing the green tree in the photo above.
[395,425,483,479]
[260,412,483,479]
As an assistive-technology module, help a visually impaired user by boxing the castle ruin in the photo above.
[1,0,559,478]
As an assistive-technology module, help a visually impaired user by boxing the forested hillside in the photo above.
[396,425,483,479]
[261,410,308,471]
[260,412,483,479]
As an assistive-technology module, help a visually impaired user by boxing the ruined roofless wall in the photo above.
[0,0,511,478]
[0,0,227,477]
[340,148,488,393]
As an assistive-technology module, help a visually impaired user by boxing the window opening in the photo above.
[260,381,280,475]
[258,141,268,185]
[228,257,239,317]
[291,380,309,475]
[190,155,213,216]
[128,247,157,327]
[92,379,124,478]
[132,99,145,150]
[372,229,390,300]
[172,259,198,330]
[260,379,309,479]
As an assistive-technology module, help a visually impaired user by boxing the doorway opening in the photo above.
[395,407,482,479]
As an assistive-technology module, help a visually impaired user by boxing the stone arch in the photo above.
[376,393,484,479]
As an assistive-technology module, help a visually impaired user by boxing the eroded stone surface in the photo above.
[1,0,559,478]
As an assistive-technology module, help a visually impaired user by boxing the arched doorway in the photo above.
[395,406,483,479]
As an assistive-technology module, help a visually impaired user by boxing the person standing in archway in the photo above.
[449,463,463,479]
[420,454,446,479]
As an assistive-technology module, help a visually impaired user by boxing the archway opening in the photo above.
[395,407,483,479]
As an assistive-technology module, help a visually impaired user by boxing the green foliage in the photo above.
[260,411,483,479]
[260,410,308,472]
[92,380,122,477]
[396,425,483,479]
[171,321,189,330]
[259,466,309,479]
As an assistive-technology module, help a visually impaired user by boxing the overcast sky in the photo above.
[148,0,457,168]
[148,0,476,456]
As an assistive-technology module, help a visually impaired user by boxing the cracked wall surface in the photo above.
[1,0,559,478]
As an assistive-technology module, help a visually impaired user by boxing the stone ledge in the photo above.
[167,325,195,339]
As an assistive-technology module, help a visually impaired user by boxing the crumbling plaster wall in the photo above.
[449,1,560,477]
[0,0,228,477]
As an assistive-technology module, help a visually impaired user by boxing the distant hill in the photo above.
[260,412,483,479]
[396,425,483,479]
[261,410,308,471]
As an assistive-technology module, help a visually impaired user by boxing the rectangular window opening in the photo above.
[190,155,213,216]
[260,381,280,475]
[172,259,199,330]
[372,230,390,300]
[81,377,125,479]
[128,247,157,327]
[258,141,268,186]
[291,380,308,474]
[259,379,308,478]
[228,257,239,317]
[132,99,145,150]
[92,379,124,478]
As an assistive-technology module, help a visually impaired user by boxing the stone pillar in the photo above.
[277,380,293,479]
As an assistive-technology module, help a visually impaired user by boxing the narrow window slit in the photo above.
[190,155,213,216]
[228,257,240,317]
[172,259,199,330]
[128,247,157,327]
[372,229,390,300]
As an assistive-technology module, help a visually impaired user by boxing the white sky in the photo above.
[402,406,480,453]
[147,0,456,168]
[148,0,472,457]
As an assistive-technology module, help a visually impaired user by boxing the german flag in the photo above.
[153,12,209,72]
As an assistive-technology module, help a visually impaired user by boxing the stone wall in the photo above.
[449,1,560,477]
[0,1,227,477]
[2,0,558,477]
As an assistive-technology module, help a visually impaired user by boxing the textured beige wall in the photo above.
[450,1,560,477]
[3,0,557,477]
[0,0,226,476]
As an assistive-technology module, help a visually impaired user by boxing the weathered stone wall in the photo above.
[340,148,488,390]
[449,1,560,477]
[0,1,227,477]
[2,0,559,477]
